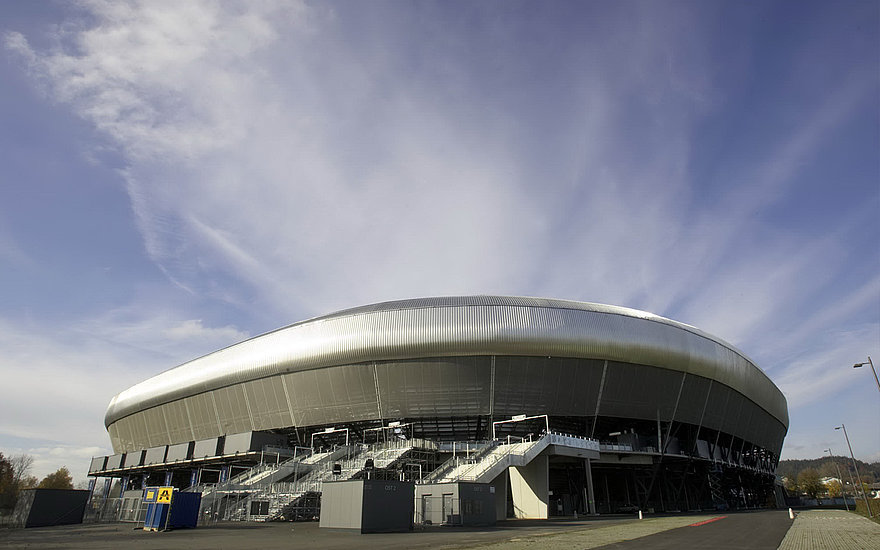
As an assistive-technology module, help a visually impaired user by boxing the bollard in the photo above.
[788,508,794,519]
[638,510,643,520]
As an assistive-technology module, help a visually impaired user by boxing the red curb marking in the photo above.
[688,516,727,526]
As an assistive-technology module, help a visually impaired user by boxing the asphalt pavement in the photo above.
[591,510,793,550]
[2,509,877,549]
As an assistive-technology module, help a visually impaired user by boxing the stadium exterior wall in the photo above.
[104,297,788,460]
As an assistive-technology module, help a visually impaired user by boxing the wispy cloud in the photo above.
[0,226,32,269]
[3,1,877,464]
[0,307,248,480]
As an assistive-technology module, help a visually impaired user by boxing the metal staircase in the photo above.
[428,433,599,484]
[196,439,437,522]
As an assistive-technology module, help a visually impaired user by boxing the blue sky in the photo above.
[1,1,877,484]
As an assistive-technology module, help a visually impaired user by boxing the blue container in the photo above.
[143,502,156,530]
[141,487,201,531]
[143,502,169,530]
[166,491,201,529]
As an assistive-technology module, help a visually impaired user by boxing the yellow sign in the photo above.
[145,488,157,502]
[157,486,173,504]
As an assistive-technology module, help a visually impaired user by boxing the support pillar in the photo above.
[164,471,173,486]
[86,478,97,507]
[509,455,549,519]
[584,458,597,515]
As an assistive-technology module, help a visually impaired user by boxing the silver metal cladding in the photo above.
[104,296,789,430]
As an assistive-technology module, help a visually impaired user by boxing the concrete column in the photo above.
[584,458,597,515]
[490,471,509,521]
[509,455,549,519]
[164,471,173,486]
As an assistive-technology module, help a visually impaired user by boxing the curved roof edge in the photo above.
[105,296,789,430]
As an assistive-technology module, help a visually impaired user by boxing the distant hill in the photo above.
[777,456,880,483]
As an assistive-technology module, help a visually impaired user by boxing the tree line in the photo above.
[776,456,880,482]
[778,455,879,500]
[0,452,74,512]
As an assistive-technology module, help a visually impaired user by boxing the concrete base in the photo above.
[509,455,548,519]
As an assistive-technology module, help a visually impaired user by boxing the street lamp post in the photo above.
[824,448,850,511]
[853,356,880,394]
[835,424,874,517]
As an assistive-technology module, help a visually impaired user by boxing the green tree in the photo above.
[783,476,798,494]
[37,467,73,490]
[825,479,842,497]
[0,453,36,511]
[0,453,14,510]
[798,468,823,499]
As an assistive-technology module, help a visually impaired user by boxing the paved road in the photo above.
[3,510,874,550]
[592,510,792,550]
[778,509,880,550]
[0,516,674,550]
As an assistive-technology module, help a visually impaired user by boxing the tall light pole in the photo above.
[835,424,873,517]
[853,356,880,394]
[824,448,850,511]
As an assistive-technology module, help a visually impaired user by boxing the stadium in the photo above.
[89,296,788,521]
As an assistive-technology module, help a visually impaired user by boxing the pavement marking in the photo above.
[688,515,727,526]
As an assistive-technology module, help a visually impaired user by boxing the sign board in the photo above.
[143,488,158,503]
[157,486,173,504]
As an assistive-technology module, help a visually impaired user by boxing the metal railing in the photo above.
[81,496,148,524]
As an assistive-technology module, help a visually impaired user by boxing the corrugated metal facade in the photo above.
[105,296,788,455]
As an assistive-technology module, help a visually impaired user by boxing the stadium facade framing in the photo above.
[91,296,789,518]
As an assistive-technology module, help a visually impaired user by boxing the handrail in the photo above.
[431,432,601,483]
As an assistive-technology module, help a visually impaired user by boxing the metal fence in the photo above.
[82,496,148,524]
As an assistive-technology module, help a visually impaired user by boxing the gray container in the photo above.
[11,489,90,528]
[415,482,495,526]
[320,479,413,533]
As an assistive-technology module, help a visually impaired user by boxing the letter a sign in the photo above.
[157,486,173,504]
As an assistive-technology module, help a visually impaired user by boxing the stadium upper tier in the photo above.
[104,296,788,454]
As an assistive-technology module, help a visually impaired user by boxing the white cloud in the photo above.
[0,223,33,269]
[773,325,879,409]
[0,443,107,487]
[9,0,875,349]
[162,318,247,343]
[4,1,878,469]
[0,308,248,478]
